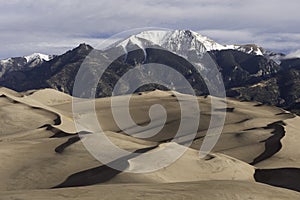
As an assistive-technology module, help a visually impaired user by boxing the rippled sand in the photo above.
[0,87,299,199]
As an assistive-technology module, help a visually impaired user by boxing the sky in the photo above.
[0,0,300,59]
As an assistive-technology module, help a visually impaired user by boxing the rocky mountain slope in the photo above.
[0,30,300,113]
[0,53,52,78]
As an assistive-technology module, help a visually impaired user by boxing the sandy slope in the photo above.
[0,87,299,198]
[1,181,300,200]
[255,116,300,168]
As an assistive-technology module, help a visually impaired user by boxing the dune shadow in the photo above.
[254,103,264,107]
[250,121,286,165]
[214,107,235,112]
[52,146,157,188]
[255,168,300,192]
[55,136,81,153]
[54,131,91,153]
[39,124,71,138]
[236,118,250,124]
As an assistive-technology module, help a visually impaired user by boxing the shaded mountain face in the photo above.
[228,57,300,114]
[0,30,300,114]
[73,47,209,98]
[0,57,28,78]
[208,50,280,88]
[280,58,300,69]
[0,53,52,78]
[0,44,93,93]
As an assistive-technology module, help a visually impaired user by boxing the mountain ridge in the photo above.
[1,30,300,114]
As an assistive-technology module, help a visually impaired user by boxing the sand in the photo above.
[1,181,300,200]
[0,87,299,199]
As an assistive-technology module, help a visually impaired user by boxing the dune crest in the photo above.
[0,87,299,198]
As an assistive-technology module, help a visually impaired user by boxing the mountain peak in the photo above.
[116,29,264,56]
[76,43,93,51]
[24,53,51,63]
[117,29,227,52]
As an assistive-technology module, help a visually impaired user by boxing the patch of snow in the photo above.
[254,48,263,56]
[132,30,228,51]
[262,50,286,64]
[224,44,263,56]
[24,53,51,63]
[0,58,12,64]
[134,30,172,46]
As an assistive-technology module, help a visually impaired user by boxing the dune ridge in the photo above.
[0,87,300,199]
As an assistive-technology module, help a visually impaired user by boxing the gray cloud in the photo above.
[0,0,299,58]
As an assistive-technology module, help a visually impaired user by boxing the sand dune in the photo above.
[55,143,255,188]
[1,181,300,200]
[0,87,299,198]
[254,117,300,168]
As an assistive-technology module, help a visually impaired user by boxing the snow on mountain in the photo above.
[262,50,286,64]
[118,30,227,52]
[0,53,51,65]
[116,30,264,56]
[0,53,53,78]
[0,58,13,66]
[24,53,51,63]
[225,44,264,56]
[116,30,229,92]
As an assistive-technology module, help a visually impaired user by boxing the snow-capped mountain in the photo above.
[115,29,274,85]
[24,53,52,63]
[118,30,226,51]
[116,30,264,56]
[1,30,300,114]
[0,53,53,78]
[116,30,231,93]
[225,44,264,56]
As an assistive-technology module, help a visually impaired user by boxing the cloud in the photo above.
[0,0,300,58]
